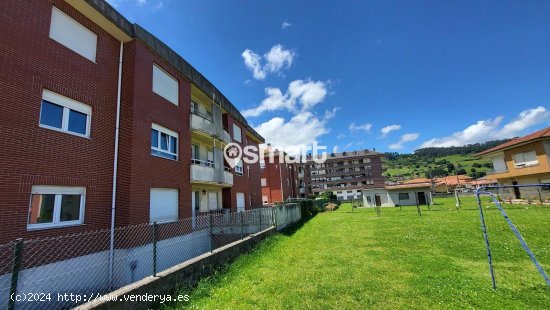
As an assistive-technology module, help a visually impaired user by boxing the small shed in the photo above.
[362,182,433,207]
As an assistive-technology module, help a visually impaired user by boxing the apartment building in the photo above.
[476,126,550,199]
[260,151,299,204]
[306,150,385,200]
[0,0,263,243]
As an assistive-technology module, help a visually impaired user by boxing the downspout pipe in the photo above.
[109,41,124,289]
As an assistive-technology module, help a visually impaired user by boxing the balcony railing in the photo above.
[190,108,213,122]
[190,160,233,186]
[190,111,232,143]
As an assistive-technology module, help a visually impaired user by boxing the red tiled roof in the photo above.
[403,178,432,184]
[386,182,432,190]
[476,126,550,156]
[434,175,473,186]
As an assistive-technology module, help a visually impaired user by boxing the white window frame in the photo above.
[152,64,179,106]
[513,150,538,168]
[151,123,179,161]
[261,178,267,187]
[49,7,97,62]
[28,186,86,230]
[235,159,244,176]
[40,90,92,138]
[233,124,242,142]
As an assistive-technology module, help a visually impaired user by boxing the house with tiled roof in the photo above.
[433,175,474,193]
[475,126,550,199]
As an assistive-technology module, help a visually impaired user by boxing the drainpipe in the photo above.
[109,41,124,289]
[279,160,284,202]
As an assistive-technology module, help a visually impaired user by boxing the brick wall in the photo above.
[117,40,192,226]
[0,0,120,242]
[222,114,262,210]
[261,156,299,203]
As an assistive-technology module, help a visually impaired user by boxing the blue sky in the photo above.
[109,0,550,154]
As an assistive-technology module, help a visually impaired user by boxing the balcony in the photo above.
[190,159,233,186]
[191,110,230,143]
[222,129,231,143]
[223,167,233,185]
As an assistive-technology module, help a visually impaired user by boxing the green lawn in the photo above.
[166,197,550,309]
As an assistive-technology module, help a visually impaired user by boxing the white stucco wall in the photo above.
[362,189,432,207]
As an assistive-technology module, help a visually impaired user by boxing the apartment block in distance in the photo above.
[306,150,385,200]
[0,0,264,244]
[260,150,300,204]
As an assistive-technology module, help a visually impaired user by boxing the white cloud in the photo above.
[389,133,420,150]
[332,145,339,153]
[343,142,354,150]
[420,106,550,148]
[282,21,292,29]
[255,112,330,155]
[336,134,346,139]
[288,80,327,111]
[241,45,295,80]
[242,79,328,117]
[241,49,265,80]
[349,123,372,133]
[264,45,294,73]
[324,107,340,120]
[380,124,401,138]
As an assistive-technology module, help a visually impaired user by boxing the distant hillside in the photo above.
[383,139,511,182]
[413,139,512,157]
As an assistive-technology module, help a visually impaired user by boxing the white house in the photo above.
[362,182,433,207]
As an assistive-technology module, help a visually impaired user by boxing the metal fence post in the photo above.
[259,208,262,230]
[209,213,214,252]
[240,212,244,239]
[152,222,157,277]
[8,238,23,310]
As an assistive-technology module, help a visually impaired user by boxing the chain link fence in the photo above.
[0,204,301,310]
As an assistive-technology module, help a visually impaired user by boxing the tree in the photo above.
[456,168,467,175]
[447,163,455,172]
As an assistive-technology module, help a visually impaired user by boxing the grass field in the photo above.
[166,197,550,309]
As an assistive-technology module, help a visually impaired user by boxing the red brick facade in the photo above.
[260,154,300,204]
[0,0,263,243]
[116,40,192,226]
[0,0,120,242]
[222,114,263,209]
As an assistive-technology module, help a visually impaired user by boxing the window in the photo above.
[398,193,410,200]
[150,188,178,223]
[191,144,199,160]
[152,64,179,105]
[28,186,85,229]
[233,124,242,142]
[40,90,91,137]
[49,7,97,62]
[491,155,507,173]
[151,123,178,160]
[261,178,267,186]
[262,195,268,204]
[513,150,538,168]
[235,160,243,176]
[191,101,198,113]
[366,196,372,203]
[207,150,214,165]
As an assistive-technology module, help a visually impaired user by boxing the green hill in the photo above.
[382,139,511,181]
